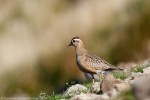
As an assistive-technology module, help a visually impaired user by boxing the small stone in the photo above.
[90,82,101,93]
[64,84,87,97]
[114,82,130,92]
[106,88,118,98]
[131,75,150,100]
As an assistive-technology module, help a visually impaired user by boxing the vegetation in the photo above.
[111,71,128,80]
[131,64,150,73]
[0,0,150,98]
[34,64,150,100]
[115,89,135,100]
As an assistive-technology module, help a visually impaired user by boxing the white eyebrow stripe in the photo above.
[74,39,82,42]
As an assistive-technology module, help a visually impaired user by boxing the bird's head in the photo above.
[68,37,83,47]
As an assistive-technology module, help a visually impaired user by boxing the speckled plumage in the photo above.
[68,37,119,83]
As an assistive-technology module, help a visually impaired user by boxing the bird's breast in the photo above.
[76,57,83,70]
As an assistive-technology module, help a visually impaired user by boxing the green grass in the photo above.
[131,64,150,73]
[82,82,92,90]
[112,71,128,80]
[40,82,89,100]
[131,66,144,73]
[35,64,150,100]
[47,82,91,100]
[35,91,66,100]
[112,64,150,80]
[49,91,62,100]
[115,89,135,100]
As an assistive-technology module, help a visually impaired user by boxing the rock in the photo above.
[131,75,150,100]
[106,88,118,99]
[129,66,150,83]
[90,82,101,93]
[70,93,109,100]
[114,82,130,92]
[64,84,87,98]
[101,73,121,94]
[65,67,150,99]
[100,73,131,98]
[130,72,143,83]
[143,67,150,74]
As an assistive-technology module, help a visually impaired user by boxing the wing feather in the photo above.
[84,52,116,71]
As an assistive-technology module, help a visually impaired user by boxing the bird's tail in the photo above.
[104,67,124,71]
[118,68,124,71]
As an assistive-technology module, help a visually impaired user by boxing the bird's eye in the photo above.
[72,40,75,43]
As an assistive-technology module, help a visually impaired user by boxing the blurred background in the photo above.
[0,0,150,97]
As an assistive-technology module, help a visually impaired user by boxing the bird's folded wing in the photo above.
[84,53,117,71]
[79,58,96,73]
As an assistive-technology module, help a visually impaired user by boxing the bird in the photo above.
[68,37,123,83]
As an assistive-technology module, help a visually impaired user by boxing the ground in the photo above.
[39,59,150,100]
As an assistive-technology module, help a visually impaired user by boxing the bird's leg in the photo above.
[101,71,107,81]
[96,72,102,82]
[91,74,95,83]
[98,74,102,82]
[96,71,106,82]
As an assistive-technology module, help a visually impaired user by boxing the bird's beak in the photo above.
[67,42,73,47]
